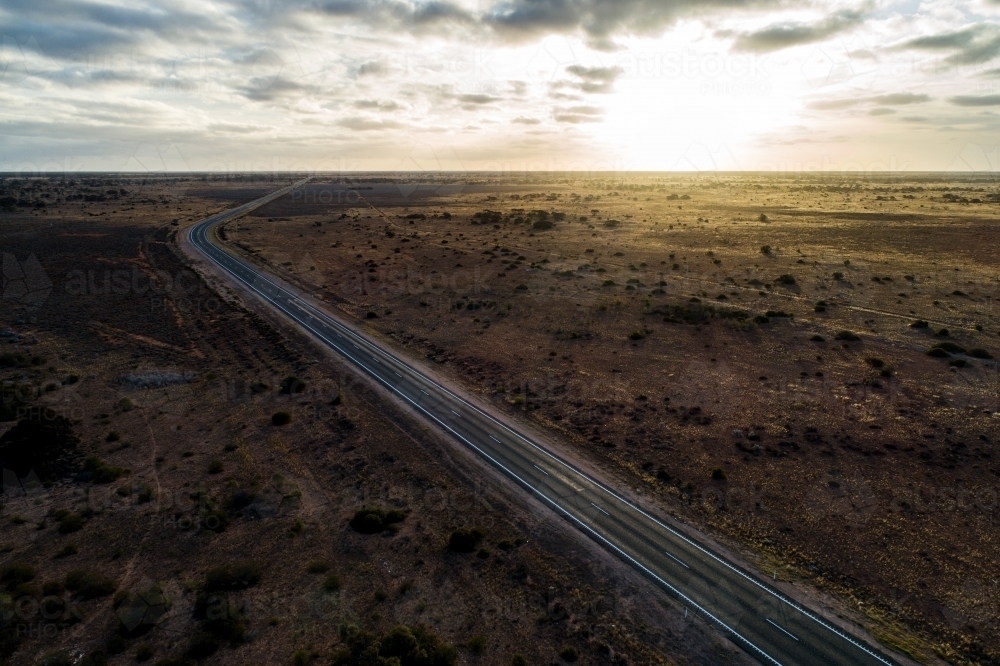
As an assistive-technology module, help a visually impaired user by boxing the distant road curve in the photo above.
[184,181,901,666]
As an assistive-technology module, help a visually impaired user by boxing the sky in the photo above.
[1,0,1000,173]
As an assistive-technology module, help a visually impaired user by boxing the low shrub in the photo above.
[448,528,484,553]
[203,561,262,593]
[969,348,994,359]
[559,646,580,662]
[271,412,292,426]
[775,274,796,286]
[349,507,406,534]
[834,330,860,341]
[932,341,966,354]
[65,569,116,599]
[0,562,34,587]
[909,320,929,328]
[307,560,331,574]
[323,574,341,592]
[58,512,84,534]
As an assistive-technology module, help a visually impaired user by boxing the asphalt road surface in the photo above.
[187,181,900,666]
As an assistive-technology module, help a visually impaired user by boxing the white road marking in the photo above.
[766,618,799,642]
[533,464,549,476]
[591,502,610,516]
[665,551,690,569]
[489,435,501,443]
[420,389,428,395]
[394,372,402,378]
[451,410,461,417]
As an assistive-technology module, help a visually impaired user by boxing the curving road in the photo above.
[186,181,900,666]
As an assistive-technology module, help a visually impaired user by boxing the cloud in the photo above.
[563,64,623,92]
[336,116,405,130]
[239,76,319,102]
[354,99,404,111]
[949,94,1000,106]
[731,8,867,53]
[807,92,931,110]
[357,61,389,76]
[457,93,501,104]
[553,104,603,123]
[512,115,540,124]
[868,107,895,115]
[898,24,1000,65]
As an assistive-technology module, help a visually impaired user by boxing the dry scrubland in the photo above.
[223,173,1000,665]
[0,176,741,666]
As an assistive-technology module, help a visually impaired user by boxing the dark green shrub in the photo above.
[280,376,306,394]
[186,631,218,659]
[37,651,72,666]
[834,330,860,341]
[56,543,78,558]
[775,274,795,286]
[81,649,108,666]
[203,561,261,593]
[628,330,646,340]
[926,348,950,358]
[65,569,116,599]
[59,513,83,534]
[307,560,331,574]
[760,245,771,254]
[932,342,965,354]
[865,357,885,369]
[84,456,127,484]
[105,431,121,442]
[271,412,292,426]
[0,414,79,483]
[710,468,727,481]
[465,635,486,654]
[135,644,155,662]
[1,562,35,587]
[909,320,929,328]
[511,656,528,666]
[349,507,405,534]
[448,528,484,553]
[969,348,993,359]
[810,335,825,342]
[207,460,223,474]
[322,574,341,592]
[559,646,579,662]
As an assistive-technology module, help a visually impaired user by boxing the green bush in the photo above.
[203,561,262,593]
[0,415,80,483]
[307,560,331,574]
[465,635,486,654]
[559,646,579,662]
[322,574,341,592]
[909,320,929,328]
[56,543,78,558]
[448,528,484,553]
[334,624,456,666]
[834,330,860,341]
[65,569,116,599]
[280,376,306,394]
[926,348,950,358]
[510,656,528,666]
[37,650,72,666]
[135,644,155,662]
[710,468,727,481]
[865,357,885,369]
[932,341,966,354]
[349,507,406,534]
[1,562,35,587]
[207,460,224,474]
[969,348,994,359]
[84,456,127,484]
[810,335,825,342]
[775,274,795,286]
[58,513,83,534]
[186,631,219,659]
[271,412,292,426]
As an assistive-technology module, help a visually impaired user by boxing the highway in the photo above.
[185,181,900,666]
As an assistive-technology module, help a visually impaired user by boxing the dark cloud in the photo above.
[512,116,541,124]
[483,0,767,42]
[868,107,894,115]
[240,76,319,102]
[730,8,866,53]
[949,94,1000,106]
[354,99,403,111]
[336,116,405,130]
[898,24,1000,65]
[457,93,501,104]
[317,0,475,29]
[562,64,623,92]
[357,61,388,76]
